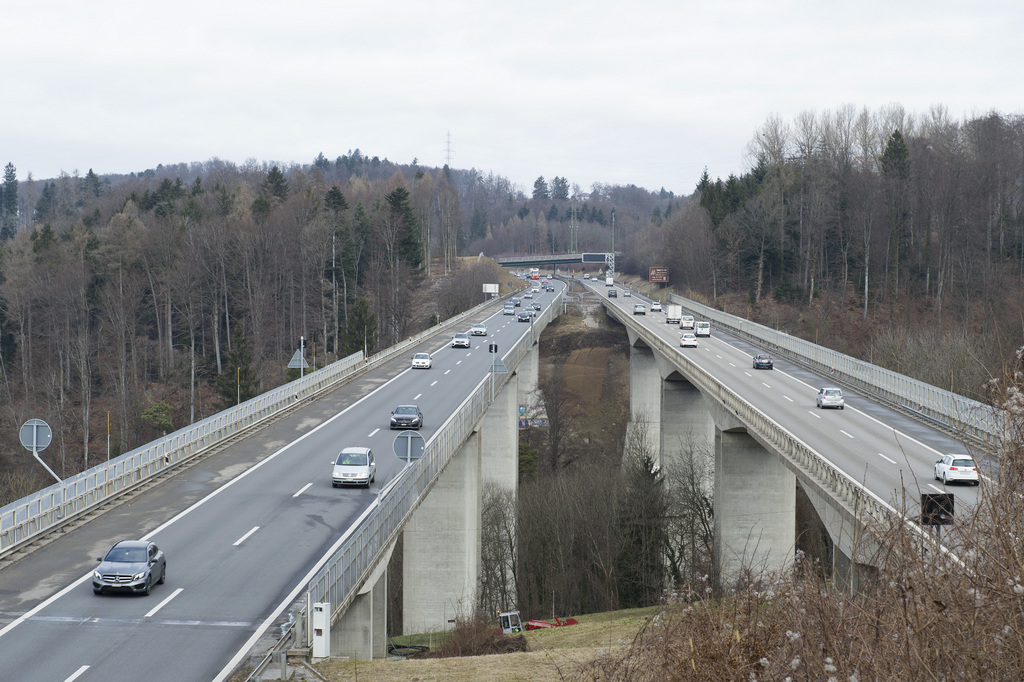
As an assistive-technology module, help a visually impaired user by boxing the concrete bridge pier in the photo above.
[403,430,482,635]
[712,427,795,592]
[627,342,662,462]
[333,541,394,659]
[402,367,521,635]
[661,374,713,465]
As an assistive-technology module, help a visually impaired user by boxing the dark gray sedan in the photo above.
[93,540,166,596]
[390,405,424,430]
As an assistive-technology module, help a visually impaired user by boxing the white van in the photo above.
[695,321,710,337]
[679,315,695,330]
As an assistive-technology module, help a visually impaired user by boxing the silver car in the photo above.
[332,447,376,487]
[93,540,166,596]
[816,387,845,410]
[451,332,470,348]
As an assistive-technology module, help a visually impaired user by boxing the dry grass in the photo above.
[313,607,660,681]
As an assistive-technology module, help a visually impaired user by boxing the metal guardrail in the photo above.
[303,292,561,634]
[667,293,1003,447]
[0,299,503,556]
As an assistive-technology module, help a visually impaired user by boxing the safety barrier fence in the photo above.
[667,293,1002,447]
[0,299,501,555]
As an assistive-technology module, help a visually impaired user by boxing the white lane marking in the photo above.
[233,526,260,546]
[809,411,821,419]
[430,381,438,386]
[444,369,451,375]
[293,483,313,497]
[761,383,771,389]
[878,453,897,464]
[456,360,462,365]
[783,396,794,402]
[927,483,945,493]
[144,587,184,618]
[839,430,855,439]
[368,428,380,437]
[414,394,422,400]
[64,666,90,682]
[465,352,473,356]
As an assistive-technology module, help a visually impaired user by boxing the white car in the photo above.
[816,387,844,409]
[331,447,376,487]
[934,454,980,486]
[633,304,646,315]
[623,290,631,297]
[650,302,662,312]
[679,332,698,347]
[471,323,487,336]
[411,352,432,369]
[451,332,470,348]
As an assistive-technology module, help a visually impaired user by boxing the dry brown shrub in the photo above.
[422,616,528,659]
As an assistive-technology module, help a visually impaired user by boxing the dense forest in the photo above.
[1,103,1023,506]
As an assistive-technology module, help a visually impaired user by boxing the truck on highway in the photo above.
[605,276,613,287]
[665,305,682,324]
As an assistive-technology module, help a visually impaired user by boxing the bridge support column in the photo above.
[661,376,712,468]
[713,429,795,591]
[516,343,539,411]
[482,371,519,489]
[332,539,395,659]
[403,431,481,634]
[627,344,662,460]
[332,570,387,659]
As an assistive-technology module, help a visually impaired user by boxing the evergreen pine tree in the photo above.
[215,325,258,409]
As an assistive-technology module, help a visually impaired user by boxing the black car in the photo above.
[531,302,541,311]
[752,353,774,370]
[390,404,424,430]
[518,311,532,322]
[511,297,521,307]
[93,540,166,596]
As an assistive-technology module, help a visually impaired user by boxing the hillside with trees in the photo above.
[1,104,1022,507]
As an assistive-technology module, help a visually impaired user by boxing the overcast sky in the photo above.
[3,1,1022,196]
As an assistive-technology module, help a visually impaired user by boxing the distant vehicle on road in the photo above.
[390,405,424,430]
[752,353,773,370]
[695,321,710,337]
[332,447,376,487]
[93,540,166,596]
[679,333,698,348]
[633,304,646,315]
[934,454,980,486]
[412,352,432,369]
[451,333,470,348]
[650,302,662,312]
[816,387,844,409]
[471,323,488,336]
